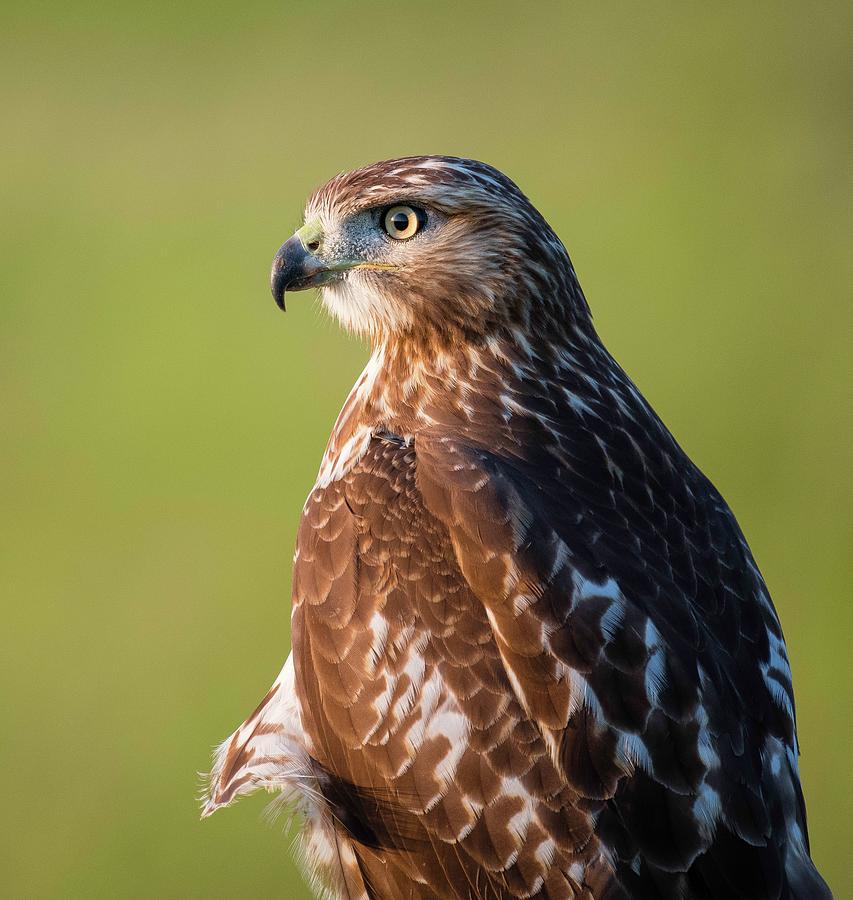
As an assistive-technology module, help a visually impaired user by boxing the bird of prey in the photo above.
[204,157,830,899]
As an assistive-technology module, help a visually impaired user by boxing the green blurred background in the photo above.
[2,2,850,897]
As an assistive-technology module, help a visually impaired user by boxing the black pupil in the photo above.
[391,211,411,233]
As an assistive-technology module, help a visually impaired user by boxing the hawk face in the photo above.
[270,156,584,345]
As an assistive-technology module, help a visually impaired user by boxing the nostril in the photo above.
[307,240,320,252]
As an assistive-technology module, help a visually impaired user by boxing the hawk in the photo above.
[204,157,830,899]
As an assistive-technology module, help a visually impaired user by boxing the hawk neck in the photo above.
[313,327,616,490]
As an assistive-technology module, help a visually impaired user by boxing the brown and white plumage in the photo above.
[204,157,830,899]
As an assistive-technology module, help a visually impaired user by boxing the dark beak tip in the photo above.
[270,274,287,312]
[270,234,309,312]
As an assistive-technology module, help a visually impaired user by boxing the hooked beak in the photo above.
[270,222,398,312]
[270,233,333,312]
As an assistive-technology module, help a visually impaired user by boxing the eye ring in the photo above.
[382,205,424,241]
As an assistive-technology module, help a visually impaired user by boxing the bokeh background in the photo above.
[2,2,851,897]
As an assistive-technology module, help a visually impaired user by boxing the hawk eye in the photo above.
[383,205,423,241]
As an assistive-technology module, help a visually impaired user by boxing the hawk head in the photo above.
[271,156,590,345]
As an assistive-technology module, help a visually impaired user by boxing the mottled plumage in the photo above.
[204,157,830,899]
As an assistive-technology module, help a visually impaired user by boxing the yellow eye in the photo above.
[383,205,422,240]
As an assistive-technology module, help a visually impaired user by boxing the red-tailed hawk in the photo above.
[204,157,830,899]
